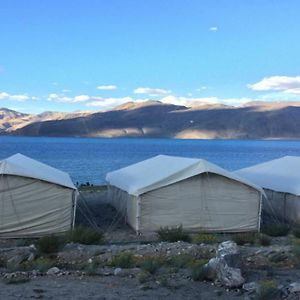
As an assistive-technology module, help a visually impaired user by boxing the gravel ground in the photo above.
[0,275,243,300]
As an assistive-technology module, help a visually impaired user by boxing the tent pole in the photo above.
[258,192,263,232]
[71,190,78,229]
[136,196,141,235]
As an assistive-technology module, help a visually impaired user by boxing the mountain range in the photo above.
[1,101,300,139]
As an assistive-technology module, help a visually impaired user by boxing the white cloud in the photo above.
[73,95,90,102]
[86,97,145,108]
[47,93,91,103]
[0,91,31,102]
[160,95,220,106]
[96,85,117,90]
[134,87,172,96]
[209,27,218,31]
[248,76,300,94]
[86,95,257,110]
[62,89,72,93]
[159,95,261,107]
[195,86,208,91]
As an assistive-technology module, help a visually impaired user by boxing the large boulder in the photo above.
[0,246,37,267]
[216,259,245,288]
[216,240,241,268]
[203,241,245,288]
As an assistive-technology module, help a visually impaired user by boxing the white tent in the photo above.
[106,155,264,234]
[236,156,300,224]
[0,153,77,238]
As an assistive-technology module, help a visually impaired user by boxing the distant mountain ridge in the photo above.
[2,101,300,139]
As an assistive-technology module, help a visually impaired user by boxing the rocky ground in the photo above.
[1,191,300,299]
[1,239,300,299]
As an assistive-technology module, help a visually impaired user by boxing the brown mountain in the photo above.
[4,101,300,139]
[0,108,32,133]
[0,108,91,133]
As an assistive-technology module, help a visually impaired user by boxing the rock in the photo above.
[139,284,153,290]
[243,282,259,294]
[203,258,219,280]
[217,260,245,288]
[114,267,122,276]
[3,272,30,284]
[217,241,241,268]
[203,241,245,288]
[46,267,60,275]
[217,241,239,258]
[1,246,37,267]
[289,282,300,293]
[268,251,288,263]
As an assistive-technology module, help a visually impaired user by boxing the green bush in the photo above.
[293,226,300,238]
[168,254,195,269]
[190,260,208,281]
[110,253,135,268]
[18,258,54,272]
[36,235,62,254]
[256,233,272,246]
[137,271,152,283]
[156,225,191,243]
[84,260,101,276]
[140,257,162,275]
[231,233,256,245]
[156,275,169,287]
[0,257,6,268]
[67,226,104,245]
[193,233,219,244]
[258,280,278,300]
[262,224,290,237]
[292,239,300,265]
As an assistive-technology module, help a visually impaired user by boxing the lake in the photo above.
[1,136,300,185]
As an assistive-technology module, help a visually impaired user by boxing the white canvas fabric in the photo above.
[139,173,261,233]
[107,155,264,234]
[0,154,77,237]
[0,153,76,189]
[106,155,264,196]
[235,156,300,196]
[0,175,75,237]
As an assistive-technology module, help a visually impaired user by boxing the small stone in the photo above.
[46,267,60,275]
[289,282,300,293]
[114,267,122,276]
[243,282,259,294]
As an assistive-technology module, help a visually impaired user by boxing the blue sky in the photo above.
[1,0,300,113]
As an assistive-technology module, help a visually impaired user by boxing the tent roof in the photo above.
[0,153,76,190]
[235,156,300,196]
[106,154,264,196]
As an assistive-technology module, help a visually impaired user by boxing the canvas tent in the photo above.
[236,156,300,225]
[0,153,77,238]
[106,155,264,234]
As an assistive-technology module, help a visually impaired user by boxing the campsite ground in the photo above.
[0,274,244,300]
[2,189,300,299]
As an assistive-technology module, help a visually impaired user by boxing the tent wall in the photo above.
[0,175,75,238]
[109,173,261,234]
[139,173,260,233]
[107,185,138,230]
[264,189,300,225]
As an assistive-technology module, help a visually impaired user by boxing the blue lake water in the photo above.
[1,136,300,185]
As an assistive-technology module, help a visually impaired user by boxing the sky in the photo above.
[1,0,300,114]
